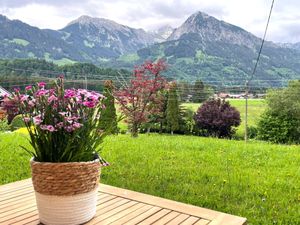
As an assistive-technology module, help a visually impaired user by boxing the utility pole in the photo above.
[245,81,249,142]
[85,74,87,90]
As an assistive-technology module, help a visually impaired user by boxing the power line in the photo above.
[249,0,275,83]
[245,0,275,142]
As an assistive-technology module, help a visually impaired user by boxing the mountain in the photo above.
[0,15,155,64]
[1,12,300,86]
[127,11,300,86]
[150,25,174,42]
[279,42,300,51]
[0,15,84,63]
[60,15,155,59]
[168,12,261,49]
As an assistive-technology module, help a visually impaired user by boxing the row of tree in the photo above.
[99,60,241,138]
[108,60,300,143]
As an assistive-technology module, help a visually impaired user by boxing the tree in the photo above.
[115,60,167,137]
[194,99,241,138]
[99,80,118,134]
[166,82,180,135]
[177,81,192,102]
[257,80,300,144]
[192,80,205,103]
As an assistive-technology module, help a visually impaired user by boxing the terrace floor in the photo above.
[0,179,246,225]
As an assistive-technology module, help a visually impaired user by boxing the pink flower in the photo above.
[48,95,58,103]
[23,117,30,123]
[73,122,82,129]
[59,112,67,116]
[33,115,42,125]
[36,89,48,97]
[14,87,20,93]
[49,89,55,95]
[20,95,29,102]
[65,126,74,133]
[47,125,56,132]
[83,101,96,108]
[25,85,32,91]
[77,89,88,95]
[55,122,64,129]
[39,124,56,132]
[64,89,76,98]
[39,125,48,130]
[38,82,46,88]
[28,100,35,107]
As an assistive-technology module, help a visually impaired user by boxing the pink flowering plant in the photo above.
[8,77,108,163]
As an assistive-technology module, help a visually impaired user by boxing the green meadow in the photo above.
[0,132,299,225]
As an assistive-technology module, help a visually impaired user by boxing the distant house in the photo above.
[255,93,266,99]
[228,94,242,99]
[218,93,230,99]
[0,86,10,97]
[0,86,11,103]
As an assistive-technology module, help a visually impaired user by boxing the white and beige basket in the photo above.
[30,158,101,225]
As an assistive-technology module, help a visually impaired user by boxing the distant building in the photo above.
[0,86,10,97]
[228,94,243,99]
[255,94,266,99]
[218,93,230,99]
[0,86,11,104]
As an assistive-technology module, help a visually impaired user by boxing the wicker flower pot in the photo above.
[30,157,101,225]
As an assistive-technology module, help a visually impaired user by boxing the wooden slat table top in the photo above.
[0,179,247,225]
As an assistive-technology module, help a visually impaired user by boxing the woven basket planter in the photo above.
[30,157,101,225]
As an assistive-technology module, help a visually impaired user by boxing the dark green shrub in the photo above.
[247,126,258,139]
[258,111,300,144]
[166,83,180,134]
[99,80,118,134]
[10,115,25,131]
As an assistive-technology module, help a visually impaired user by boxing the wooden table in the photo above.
[0,179,247,225]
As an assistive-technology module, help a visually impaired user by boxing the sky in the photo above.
[0,0,299,43]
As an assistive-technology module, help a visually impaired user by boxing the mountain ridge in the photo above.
[0,12,300,86]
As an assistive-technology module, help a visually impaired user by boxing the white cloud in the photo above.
[0,0,299,43]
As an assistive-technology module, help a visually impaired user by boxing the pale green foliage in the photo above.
[258,80,300,143]
[10,115,25,131]
[0,118,10,132]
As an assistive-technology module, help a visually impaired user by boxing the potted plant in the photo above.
[9,77,108,225]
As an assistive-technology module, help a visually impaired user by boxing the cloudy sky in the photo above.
[0,0,299,43]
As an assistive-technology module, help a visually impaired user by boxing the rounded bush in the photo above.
[257,111,300,144]
[194,99,241,138]
[257,81,300,144]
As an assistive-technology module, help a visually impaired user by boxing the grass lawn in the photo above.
[183,99,266,138]
[0,132,299,225]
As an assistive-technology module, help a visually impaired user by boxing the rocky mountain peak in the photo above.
[168,11,260,49]
[149,25,174,43]
[66,15,128,31]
